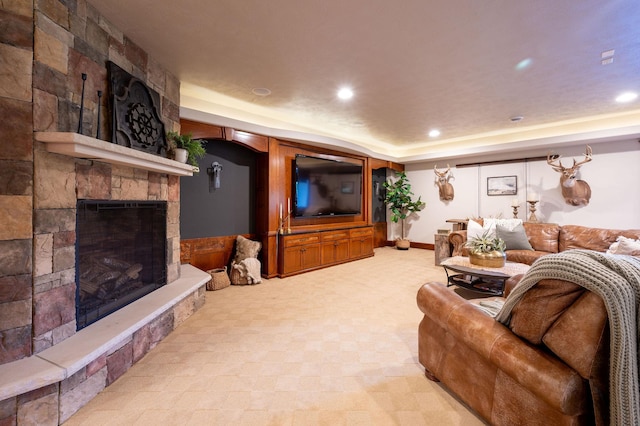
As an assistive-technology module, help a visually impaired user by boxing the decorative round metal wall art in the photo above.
[108,61,167,154]
[127,103,161,147]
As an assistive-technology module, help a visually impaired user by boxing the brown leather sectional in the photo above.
[418,223,640,425]
[449,221,640,265]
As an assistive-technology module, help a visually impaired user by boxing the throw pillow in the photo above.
[496,223,534,251]
[607,236,640,255]
[467,219,493,241]
[233,235,262,263]
[467,218,519,242]
[485,218,523,232]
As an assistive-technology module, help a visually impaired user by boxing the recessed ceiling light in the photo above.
[616,92,638,103]
[428,129,441,138]
[252,88,271,96]
[337,87,354,100]
[515,58,533,71]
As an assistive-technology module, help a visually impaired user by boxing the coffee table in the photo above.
[440,256,530,296]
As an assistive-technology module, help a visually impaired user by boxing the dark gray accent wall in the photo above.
[180,140,257,239]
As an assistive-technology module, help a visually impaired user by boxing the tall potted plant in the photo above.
[382,171,425,250]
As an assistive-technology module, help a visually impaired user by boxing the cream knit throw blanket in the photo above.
[496,249,640,426]
[232,258,262,284]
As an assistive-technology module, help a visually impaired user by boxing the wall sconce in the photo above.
[207,161,223,191]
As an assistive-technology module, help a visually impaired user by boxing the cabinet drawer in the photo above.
[350,227,373,238]
[283,234,321,247]
[322,231,350,241]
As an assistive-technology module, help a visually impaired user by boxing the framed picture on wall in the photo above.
[487,175,517,196]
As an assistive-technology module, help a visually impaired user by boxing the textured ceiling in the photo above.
[89,0,640,161]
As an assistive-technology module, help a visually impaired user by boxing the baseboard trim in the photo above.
[385,240,434,250]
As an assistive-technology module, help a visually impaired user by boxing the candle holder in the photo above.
[512,205,519,219]
[278,210,292,234]
[279,216,292,234]
[527,200,539,223]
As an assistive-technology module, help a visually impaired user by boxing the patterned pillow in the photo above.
[233,235,262,263]
[484,218,523,231]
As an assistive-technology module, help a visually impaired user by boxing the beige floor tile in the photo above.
[64,248,486,426]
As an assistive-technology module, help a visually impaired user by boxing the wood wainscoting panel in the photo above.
[180,235,254,272]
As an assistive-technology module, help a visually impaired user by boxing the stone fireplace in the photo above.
[0,133,209,423]
[27,134,184,353]
[0,2,212,423]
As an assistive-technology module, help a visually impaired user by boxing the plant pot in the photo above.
[469,251,506,268]
[174,148,188,163]
[396,239,411,250]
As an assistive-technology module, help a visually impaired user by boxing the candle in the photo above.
[287,197,291,214]
[511,198,519,207]
[527,192,539,202]
[279,203,283,221]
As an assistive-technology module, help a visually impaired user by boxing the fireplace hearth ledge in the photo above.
[0,264,210,402]
[35,131,198,176]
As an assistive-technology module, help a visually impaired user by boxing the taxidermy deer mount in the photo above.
[434,164,454,201]
[546,145,593,206]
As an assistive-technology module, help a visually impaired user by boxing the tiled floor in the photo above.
[64,247,486,425]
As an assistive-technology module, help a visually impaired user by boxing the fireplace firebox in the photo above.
[76,200,167,329]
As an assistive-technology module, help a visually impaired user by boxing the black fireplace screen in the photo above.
[76,200,167,330]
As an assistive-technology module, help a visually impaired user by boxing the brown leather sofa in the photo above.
[449,221,640,265]
[419,224,640,425]
[417,277,609,425]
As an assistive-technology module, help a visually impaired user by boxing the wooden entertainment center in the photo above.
[179,119,401,278]
[278,226,374,277]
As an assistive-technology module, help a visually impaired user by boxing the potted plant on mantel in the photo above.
[382,171,425,250]
[465,230,506,268]
[166,131,207,167]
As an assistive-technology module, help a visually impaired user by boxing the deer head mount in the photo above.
[434,164,454,201]
[547,145,592,206]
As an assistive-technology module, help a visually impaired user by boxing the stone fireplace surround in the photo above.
[0,133,210,423]
[0,2,216,422]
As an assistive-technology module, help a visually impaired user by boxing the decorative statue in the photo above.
[546,145,592,206]
[434,164,454,201]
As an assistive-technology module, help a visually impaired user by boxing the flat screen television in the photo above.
[294,154,363,218]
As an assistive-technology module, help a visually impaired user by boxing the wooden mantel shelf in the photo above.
[35,132,196,176]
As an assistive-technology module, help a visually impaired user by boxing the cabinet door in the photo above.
[282,246,304,275]
[282,245,321,275]
[350,228,374,258]
[350,237,372,258]
[321,239,350,264]
[301,244,321,270]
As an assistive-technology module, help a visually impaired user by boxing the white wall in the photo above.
[399,139,640,244]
